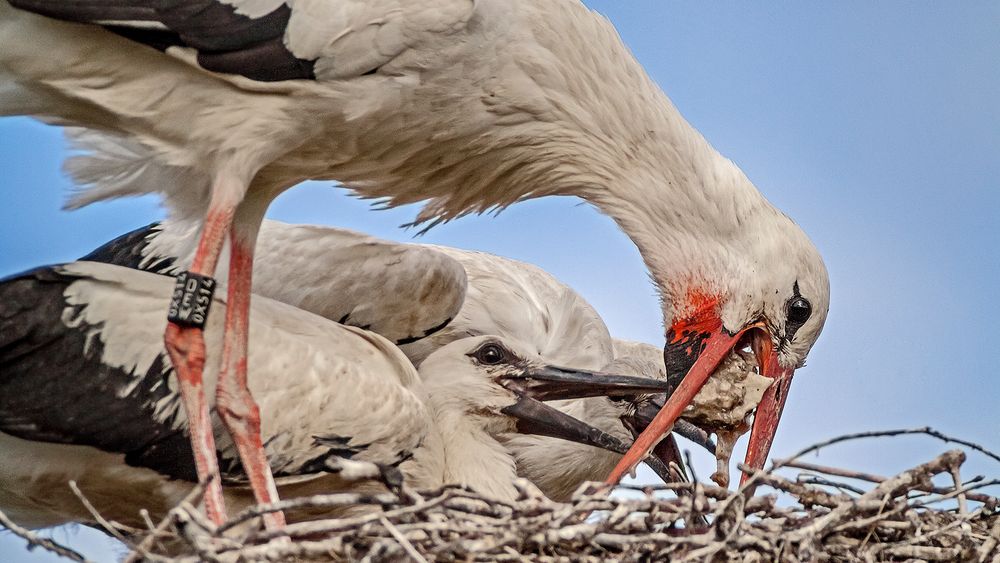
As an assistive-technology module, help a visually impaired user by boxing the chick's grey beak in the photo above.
[500,396,678,484]
[503,365,671,402]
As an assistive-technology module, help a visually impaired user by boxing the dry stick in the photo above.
[785,459,999,506]
[888,505,988,550]
[379,516,429,563]
[796,474,867,495]
[217,490,400,534]
[978,512,1000,563]
[858,493,893,552]
[772,427,1000,470]
[124,480,209,563]
[0,508,91,563]
[952,463,969,515]
[785,450,966,545]
[230,490,458,546]
[68,480,136,547]
[909,479,1000,510]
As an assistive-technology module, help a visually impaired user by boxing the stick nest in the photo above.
[6,429,1000,562]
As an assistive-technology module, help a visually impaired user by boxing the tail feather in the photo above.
[63,128,210,222]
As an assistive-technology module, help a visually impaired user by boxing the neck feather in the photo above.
[436,410,520,502]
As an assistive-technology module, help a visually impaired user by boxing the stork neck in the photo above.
[577,113,774,301]
[434,409,520,502]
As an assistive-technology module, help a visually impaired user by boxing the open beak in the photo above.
[498,365,679,485]
[604,312,795,487]
[501,397,680,485]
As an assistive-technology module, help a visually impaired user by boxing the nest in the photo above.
[4,428,999,562]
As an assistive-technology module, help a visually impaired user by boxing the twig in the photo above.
[682,449,699,485]
[124,480,209,563]
[978,512,1000,563]
[0,508,91,562]
[379,516,428,563]
[796,474,867,495]
[784,459,999,507]
[773,427,1000,469]
[952,463,969,515]
[76,431,998,562]
[68,480,135,546]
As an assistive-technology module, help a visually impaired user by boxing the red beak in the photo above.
[604,298,794,487]
[741,329,794,486]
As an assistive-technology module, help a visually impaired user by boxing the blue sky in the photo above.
[2,2,998,560]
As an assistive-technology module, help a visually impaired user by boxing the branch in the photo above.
[0,508,90,562]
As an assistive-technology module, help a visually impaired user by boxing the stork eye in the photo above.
[473,343,508,365]
[787,297,812,325]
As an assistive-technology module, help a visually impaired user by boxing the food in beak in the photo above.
[686,347,771,488]
[683,347,771,430]
[622,348,771,488]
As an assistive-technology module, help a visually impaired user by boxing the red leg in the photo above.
[215,219,286,530]
[164,206,235,525]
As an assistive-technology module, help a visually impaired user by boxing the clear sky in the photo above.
[2,2,998,561]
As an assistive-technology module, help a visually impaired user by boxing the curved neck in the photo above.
[577,120,772,307]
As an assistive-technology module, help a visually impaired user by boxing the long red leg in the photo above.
[164,205,235,526]
[215,216,286,530]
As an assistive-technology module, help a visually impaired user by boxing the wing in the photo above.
[401,247,615,370]
[0,262,430,482]
[0,266,197,481]
[9,0,475,82]
[82,219,469,346]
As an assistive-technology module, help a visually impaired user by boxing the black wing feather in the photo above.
[79,222,174,272]
[0,266,196,480]
[9,0,316,81]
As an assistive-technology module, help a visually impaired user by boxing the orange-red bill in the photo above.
[740,330,795,487]
[604,326,746,485]
[604,311,798,488]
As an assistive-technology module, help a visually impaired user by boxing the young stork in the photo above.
[87,219,714,498]
[0,262,673,530]
[0,0,831,523]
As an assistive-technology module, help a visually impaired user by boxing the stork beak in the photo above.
[498,365,678,485]
[502,365,672,402]
[624,398,717,455]
[742,329,794,486]
[604,306,792,487]
[500,396,679,485]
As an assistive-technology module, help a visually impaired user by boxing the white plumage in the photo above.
[1,0,831,519]
[87,219,715,499]
[0,261,668,529]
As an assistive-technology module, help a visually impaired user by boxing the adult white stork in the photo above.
[0,0,831,525]
[0,262,674,529]
[86,219,715,498]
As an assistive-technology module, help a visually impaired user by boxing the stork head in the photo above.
[606,206,830,486]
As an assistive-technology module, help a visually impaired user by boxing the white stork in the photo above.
[0,261,673,529]
[86,219,715,498]
[0,0,831,525]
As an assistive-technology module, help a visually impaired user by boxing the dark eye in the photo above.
[473,343,507,365]
[787,297,812,326]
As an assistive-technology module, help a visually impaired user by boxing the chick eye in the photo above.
[473,343,507,365]
[787,297,812,326]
